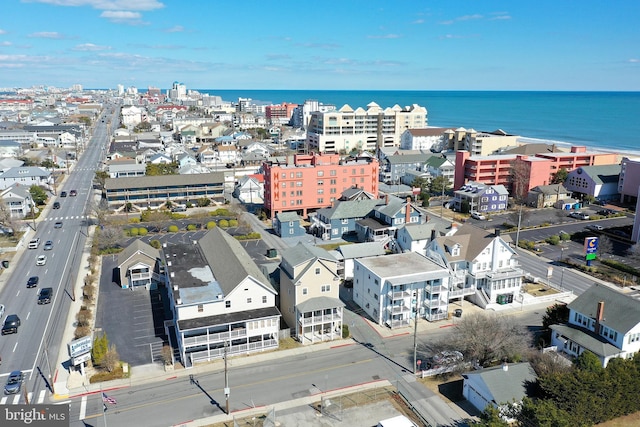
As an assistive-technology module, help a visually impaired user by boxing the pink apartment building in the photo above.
[455,146,619,198]
[263,153,379,218]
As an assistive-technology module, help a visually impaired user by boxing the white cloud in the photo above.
[629,59,639,63]
[0,41,11,46]
[28,32,64,39]
[26,0,165,11]
[73,43,111,51]
[101,10,141,19]
[412,19,425,24]
[164,25,184,33]
[0,29,7,35]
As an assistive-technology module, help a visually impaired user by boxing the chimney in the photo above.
[495,228,501,237]
[385,194,389,205]
[430,228,436,241]
[405,197,411,224]
[595,300,605,334]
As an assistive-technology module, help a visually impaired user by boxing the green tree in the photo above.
[168,225,179,232]
[150,240,161,249]
[146,162,178,176]
[428,175,451,195]
[94,170,109,189]
[206,221,217,229]
[574,350,604,374]
[542,304,570,331]
[92,334,109,366]
[551,168,569,184]
[411,177,429,192]
[196,197,211,207]
[40,159,56,169]
[475,405,509,427]
[518,398,576,427]
[29,185,48,205]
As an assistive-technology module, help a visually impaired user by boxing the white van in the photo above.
[28,238,40,249]
[377,415,417,427]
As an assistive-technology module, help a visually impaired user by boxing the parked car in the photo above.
[28,238,40,249]
[586,224,604,231]
[4,371,24,394]
[36,255,47,266]
[37,287,53,305]
[597,209,615,216]
[470,211,486,221]
[1,314,21,335]
[44,240,53,250]
[569,211,590,220]
[4,371,23,395]
[26,276,39,288]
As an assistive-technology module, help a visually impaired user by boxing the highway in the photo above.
[0,108,113,404]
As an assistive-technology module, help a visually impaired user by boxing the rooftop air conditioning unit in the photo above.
[176,298,182,305]
[170,272,175,278]
[173,283,178,290]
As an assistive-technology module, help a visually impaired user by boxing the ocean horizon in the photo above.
[194,90,640,156]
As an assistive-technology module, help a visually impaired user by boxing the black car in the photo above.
[37,287,53,305]
[26,276,39,288]
[60,191,67,197]
[53,201,60,209]
[1,314,21,335]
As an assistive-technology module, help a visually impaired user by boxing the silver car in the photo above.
[4,371,23,395]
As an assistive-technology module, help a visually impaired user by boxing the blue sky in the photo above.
[1,0,639,91]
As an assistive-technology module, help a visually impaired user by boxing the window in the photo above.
[198,304,203,312]
[225,301,231,308]
[317,188,324,194]
[315,267,321,274]
[317,171,324,177]
[330,170,336,176]
[262,296,267,303]
[321,284,331,292]
[281,182,286,188]
[341,218,348,224]
[296,172,303,178]
[302,288,308,295]
[247,298,252,304]
[318,198,324,203]
[281,173,286,179]
[318,180,324,186]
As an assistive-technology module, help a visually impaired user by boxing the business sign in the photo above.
[584,237,598,255]
[72,352,92,366]
[68,335,93,358]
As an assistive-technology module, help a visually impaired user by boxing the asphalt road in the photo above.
[0,109,112,404]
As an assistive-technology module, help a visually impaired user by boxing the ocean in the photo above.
[201,90,640,155]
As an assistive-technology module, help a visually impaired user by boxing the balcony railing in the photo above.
[183,328,247,347]
[299,312,342,326]
[425,312,448,322]
[190,339,278,363]
[388,290,411,300]
[388,318,410,328]
[386,305,410,314]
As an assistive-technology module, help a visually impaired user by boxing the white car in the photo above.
[470,211,486,220]
[36,255,47,266]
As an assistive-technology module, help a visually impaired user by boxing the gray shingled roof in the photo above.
[297,296,345,313]
[386,153,433,164]
[104,172,225,190]
[403,220,449,241]
[550,324,621,358]
[276,212,302,222]
[316,198,382,220]
[198,227,274,295]
[462,363,536,405]
[572,165,621,185]
[117,239,160,266]
[434,224,513,262]
[568,283,640,334]
[338,242,386,259]
[0,166,50,178]
[281,242,336,267]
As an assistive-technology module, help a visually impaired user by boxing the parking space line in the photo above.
[79,395,87,420]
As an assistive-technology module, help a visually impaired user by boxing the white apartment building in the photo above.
[353,252,450,329]
[400,127,451,151]
[306,102,428,153]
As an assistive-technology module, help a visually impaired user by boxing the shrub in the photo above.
[213,208,231,216]
[197,197,211,207]
[92,334,109,366]
[128,217,141,223]
[559,232,571,241]
[228,219,238,227]
[342,324,350,339]
[168,225,179,232]
[206,221,217,229]
[219,219,229,228]
[546,235,561,245]
[76,307,92,327]
[150,240,161,249]
[89,364,126,383]
[129,228,139,236]
[186,202,193,208]
[187,224,197,231]
[138,227,148,236]
[74,326,91,339]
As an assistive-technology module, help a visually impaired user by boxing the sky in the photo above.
[1,0,639,91]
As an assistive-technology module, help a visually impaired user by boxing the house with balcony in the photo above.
[355,195,424,243]
[166,227,281,367]
[426,224,522,308]
[331,242,386,280]
[526,183,571,208]
[116,240,164,290]
[278,243,344,344]
[353,252,451,328]
[310,198,382,240]
[550,284,640,367]
[0,166,52,191]
[0,183,35,218]
[451,182,508,214]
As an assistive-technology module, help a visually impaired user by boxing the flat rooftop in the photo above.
[165,242,224,305]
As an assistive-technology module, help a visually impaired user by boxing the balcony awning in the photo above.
[297,296,345,314]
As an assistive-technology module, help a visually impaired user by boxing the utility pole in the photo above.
[224,341,230,415]
[44,346,55,394]
[514,204,523,248]
[413,284,420,374]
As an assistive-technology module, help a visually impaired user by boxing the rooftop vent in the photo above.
[173,283,178,290]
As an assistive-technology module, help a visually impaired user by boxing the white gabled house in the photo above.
[0,183,35,218]
[426,224,523,308]
[551,284,640,367]
[166,227,281,367]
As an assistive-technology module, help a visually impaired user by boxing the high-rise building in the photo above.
[306,102,427,153]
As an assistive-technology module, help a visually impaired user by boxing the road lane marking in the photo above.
[82,357,373,420]
[79,395,87,419]
[0,397,6,404]
[12,342,17,352]
[38,390,46,403]
[27,311,31,320]
[15,290,20,297]
[13,394,21,404]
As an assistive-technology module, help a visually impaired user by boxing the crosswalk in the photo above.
[0,389,47,405]
[45,215,90,221]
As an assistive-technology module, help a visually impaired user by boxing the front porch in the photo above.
[296,296,345,345]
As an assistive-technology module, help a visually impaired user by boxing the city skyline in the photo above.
[1,0,639,91]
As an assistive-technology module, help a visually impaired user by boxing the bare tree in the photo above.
[509,159,530,202]
[89,198,110,226]
[103,344,120,373]
[0,201,17,232]
[597,236,613,259]
[448,312,532,367]
[96,226,124,251]
[508,206,532,228]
